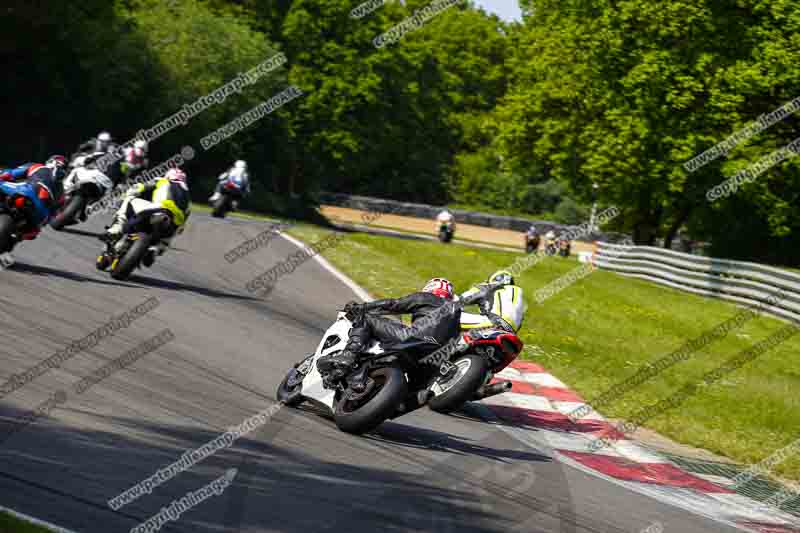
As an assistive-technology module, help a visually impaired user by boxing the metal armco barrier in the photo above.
[594,241,800,323]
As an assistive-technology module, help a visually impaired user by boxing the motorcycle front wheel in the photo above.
[334,366,407,434]
[277,366,306,407]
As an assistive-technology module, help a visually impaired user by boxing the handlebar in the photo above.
[458,280,507,305]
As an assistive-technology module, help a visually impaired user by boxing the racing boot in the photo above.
[96,252,112,271]
[100,218,124,244]
[317,314,371,387]
[142,246,157,268]
[96,234,117,271]
[316,348,358,384]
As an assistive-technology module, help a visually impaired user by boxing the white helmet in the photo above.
[545,230,556,239]
[96,131,112,152]
[134,139,148,152]
[234,160,247,170]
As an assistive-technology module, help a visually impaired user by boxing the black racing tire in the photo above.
[0,214,14,253]
[110,233,151,280]
[49,195,86,231]
[334,366,407,435]
[212,195,231,218]
[276,368,305,407]
[428,354,487,414]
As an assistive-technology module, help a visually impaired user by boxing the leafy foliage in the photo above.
[4,0,800,261]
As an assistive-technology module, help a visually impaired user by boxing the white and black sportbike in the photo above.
[50,152,113,230]
[277,291,522,435]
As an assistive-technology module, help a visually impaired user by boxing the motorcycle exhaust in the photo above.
[473,380,512,400]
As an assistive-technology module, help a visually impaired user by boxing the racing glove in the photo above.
[343,301,365,321]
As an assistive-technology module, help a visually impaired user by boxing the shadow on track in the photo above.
[125,274,262,302]
[55,227,104,239]
[8,262,130,288]
[367,421,552,464]
[0,404,538,533]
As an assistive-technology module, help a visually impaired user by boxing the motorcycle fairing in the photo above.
[0,182,50,226]
[298,312,384,412]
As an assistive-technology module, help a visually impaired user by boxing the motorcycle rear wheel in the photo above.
[334,366,407,434]
[428,354,487,414]
[110,233,151,280]
[50,194,86,231]
[0,214,14,253]
[212,195,230,218]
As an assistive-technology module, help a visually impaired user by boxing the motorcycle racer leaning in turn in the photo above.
[99,168,191,268]
[0,156,67,240]
[209,159,251,203]
[459,270,527,333]
[1,155,66,188]
[77,131,116,155]
[121,140,149,181]
[436,208,454,227]
[316,278,461,389]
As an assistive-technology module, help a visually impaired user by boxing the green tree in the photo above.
[121,0,286,195]
[491,0,800,258]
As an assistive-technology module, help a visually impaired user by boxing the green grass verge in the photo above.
[282,222,800,482]
[0,511,58,533]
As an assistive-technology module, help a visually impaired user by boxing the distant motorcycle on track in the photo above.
[96,203,176,280]
[558,238,571,257]
[211,175,245,219]
[438,220,455,243]
[525,232,540,254]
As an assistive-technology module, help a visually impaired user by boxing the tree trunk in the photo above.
[663,204,693,250]
[632,204,662,245]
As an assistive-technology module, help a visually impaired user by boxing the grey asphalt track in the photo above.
[0,213,737,533]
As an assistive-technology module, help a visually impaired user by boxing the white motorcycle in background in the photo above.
[50,152,113,230]
[277,284,522,435]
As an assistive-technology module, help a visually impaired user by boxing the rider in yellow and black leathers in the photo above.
[459,270,527,333]
[103,168,191,264]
